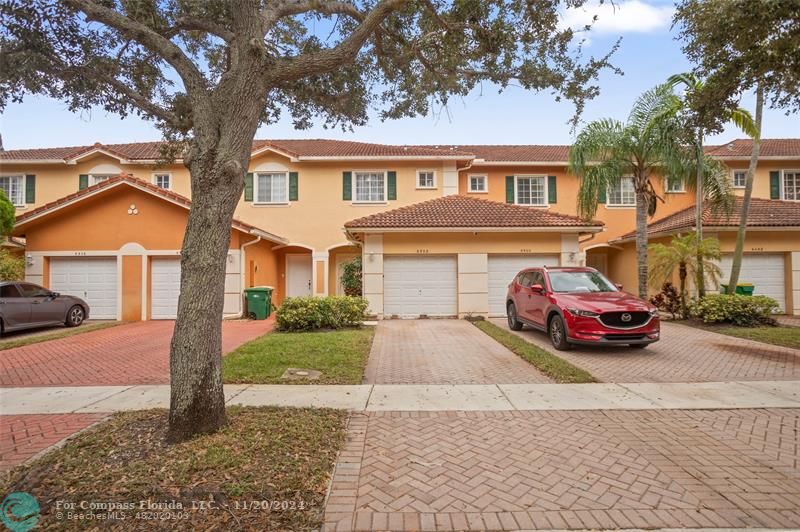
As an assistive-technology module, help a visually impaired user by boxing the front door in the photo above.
[286,255,313,297]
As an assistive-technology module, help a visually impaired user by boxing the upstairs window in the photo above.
[417,170,435,189]
[784,170,799,201]
[607,177,636,206]
[469,175,487,193]
[516,176,546,206]
[153,173,171,190]
[732,170,747,188]
[666,176,684,193]
[0,175,25,206]
[354,171,386,203]
[255,172,288,204]
[90,174,115,186]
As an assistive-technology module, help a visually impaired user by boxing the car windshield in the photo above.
[548,271,617,293]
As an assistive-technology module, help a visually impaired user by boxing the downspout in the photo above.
[237,234,262,318]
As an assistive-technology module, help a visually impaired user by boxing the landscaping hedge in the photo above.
[275,296,368,331]
[690,294,779,327]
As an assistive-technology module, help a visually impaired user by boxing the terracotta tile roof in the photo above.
[614,197,800,241]
[344,194,602,230]
[13,174,287,242]
[705,139,800,158]
[446,145,570,162]
[0,139,470,162]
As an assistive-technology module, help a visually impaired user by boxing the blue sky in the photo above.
[1,0,795,150]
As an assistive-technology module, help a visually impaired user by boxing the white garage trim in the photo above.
[719,253,786,311]
[384,255,457,317]
[49,257,119,320]
[488,255,559,317]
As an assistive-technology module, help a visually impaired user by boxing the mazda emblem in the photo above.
[621,313,632,322]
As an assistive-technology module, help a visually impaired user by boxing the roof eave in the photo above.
[344,225,603,234]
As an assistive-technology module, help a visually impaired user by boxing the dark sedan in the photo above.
[0,281,89,335]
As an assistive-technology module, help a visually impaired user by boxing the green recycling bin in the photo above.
[244,286,273,320]
[720,283,755,296]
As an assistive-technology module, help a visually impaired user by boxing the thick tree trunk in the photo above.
[167,84,267,442]
[635,184,649,299]
[727,84,764,292]
[694,134,705,298]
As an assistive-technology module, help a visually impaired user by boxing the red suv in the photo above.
[505,266,660,350]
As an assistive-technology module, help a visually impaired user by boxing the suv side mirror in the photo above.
[530,283,544,294]
[49,292,60,298]
[614,283,623,291]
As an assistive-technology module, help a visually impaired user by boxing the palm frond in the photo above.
[729,107,759,139]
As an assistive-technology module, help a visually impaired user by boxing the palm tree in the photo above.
[648,233,722,316]
[667,73,758,297]
[569,84,697,298]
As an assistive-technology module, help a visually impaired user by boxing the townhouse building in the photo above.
[1,138,798,320]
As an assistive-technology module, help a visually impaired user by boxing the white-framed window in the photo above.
[255,171,288,204]
[732,170,747,189]
[353,171,386,203]
[607,177,636,206]
[468,174,487,193]
[515,175,547,206]
[0,175,25,207]
[90,174,115,186]
[153,173,172,190]
[666,176,685,193]
[784,170,800,201]
[416,170,436,189]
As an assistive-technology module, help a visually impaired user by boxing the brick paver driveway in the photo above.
[324,408,800,531]
[364,320,550,384]
[492,319,800,383]
[1,318,273,387]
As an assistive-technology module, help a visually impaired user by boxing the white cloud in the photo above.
[561,0,675,35]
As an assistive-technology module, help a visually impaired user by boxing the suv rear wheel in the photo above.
[548,314,572,351]
[507,303,523,331]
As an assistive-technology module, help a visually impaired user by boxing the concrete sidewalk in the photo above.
[2,380,799,414]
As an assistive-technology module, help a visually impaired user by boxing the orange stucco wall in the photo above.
[243,238,282,304]
[121,255,142,321]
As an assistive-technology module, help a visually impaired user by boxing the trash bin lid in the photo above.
[245,286,274,293]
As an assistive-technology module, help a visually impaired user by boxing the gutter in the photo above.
[238,234,262,318]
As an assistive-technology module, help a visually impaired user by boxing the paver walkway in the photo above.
[364,320,551,384]
[323,408,800,531]
[492,319,800,383]
[0,413,106,472]
[1,317,274,387]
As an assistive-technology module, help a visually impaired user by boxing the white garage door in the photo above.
[488,255,559,317]
[50,257,118,319]
[384,256,457,317]
[719,254,785,311]
[151,257,181,319]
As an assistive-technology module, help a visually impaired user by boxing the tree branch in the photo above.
[62,0,207,96]
[266,0,407,84]
[265,0,365,29]
[164,17,235,43]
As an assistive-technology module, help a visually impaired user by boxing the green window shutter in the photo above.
[598,186,607,204]
[505,176,515,203]
[79,174,88,190]
[547,175,557,204]
[289,172,298,201]
[770,171,781,199]
[25,175,35,204]
[343,171,352,200]
[387,171,397,200]
[244,172,254,201]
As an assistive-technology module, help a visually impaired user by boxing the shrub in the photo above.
[340,257,362,296]
[649,282,685,319]
[0,249,24,280]
[690,294,779,327]
[276,296,368,331]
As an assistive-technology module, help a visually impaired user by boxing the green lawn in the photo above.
[472,320,596,383]
[2,407,347,531]
[695,323,800,350]
[223,327,374,384]
[0,321,123,350]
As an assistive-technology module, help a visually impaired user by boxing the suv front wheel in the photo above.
[548,315,572,351]
[507,302,523,331]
